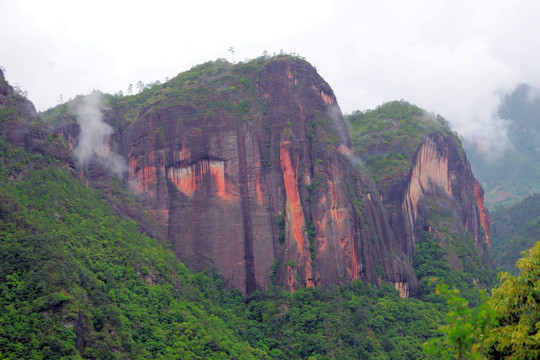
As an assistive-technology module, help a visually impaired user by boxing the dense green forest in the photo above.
[490,193,540,274]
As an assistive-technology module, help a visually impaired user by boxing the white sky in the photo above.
[1,0,539,153]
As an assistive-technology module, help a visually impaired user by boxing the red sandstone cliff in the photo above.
[117,58,416,294]
[401,133,491,256]
[49,57,491,296]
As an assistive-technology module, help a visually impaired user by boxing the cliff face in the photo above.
[118,58,416,294]
[348,102,493,286]
[0,69,72,167]
[48,58,491,296]
[400,133,490,255]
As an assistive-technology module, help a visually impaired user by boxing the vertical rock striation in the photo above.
[49,57,491,296]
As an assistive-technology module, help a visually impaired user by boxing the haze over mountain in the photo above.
[3,1,540,166]
[466,83,540,208]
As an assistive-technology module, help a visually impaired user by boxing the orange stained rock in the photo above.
[168,165,196,197]
[167,159,236,201]
[255,162,264,205]
[280,142,305,249]
[139,165,157,196]
[320,91,334,105]
[279,140,313,287]
[474,181,491,246]
[182,142,190,163]
[339,145,353,155]
[68,134,74,150]
[94,136,111,158]
[209,160,232,200]
[328,180,347,234]
[287,70,293,79]
[405,137,450,218]
[128,154,136,176]
[128,151,160,196]
[346,238,360,280]
[393,281,409,298]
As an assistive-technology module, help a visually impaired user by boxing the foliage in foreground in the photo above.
[426,241,540,359]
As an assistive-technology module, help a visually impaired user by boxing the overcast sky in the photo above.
[1,0,539,154]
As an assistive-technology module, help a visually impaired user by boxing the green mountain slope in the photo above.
[347,100,455,189]
[490,193,540,274]
[0,140,268,359]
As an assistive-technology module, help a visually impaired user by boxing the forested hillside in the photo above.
[490,193,540,274]
[0,60,520,359]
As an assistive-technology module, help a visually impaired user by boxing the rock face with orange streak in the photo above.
[399,133,491,257]
[49,57,493,296]
[104,57,417,294]
[347,102,494,291]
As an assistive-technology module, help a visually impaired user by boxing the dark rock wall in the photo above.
[47,58,490,297]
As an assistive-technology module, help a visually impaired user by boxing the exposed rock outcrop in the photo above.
[401,133,490,256]
[48,57,491,296]
[0,69,73,166]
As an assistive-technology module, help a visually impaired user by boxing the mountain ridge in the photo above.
[40,56,493,296]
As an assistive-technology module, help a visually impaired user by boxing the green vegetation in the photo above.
[347,100,455,189]
[426,242,540,359]
[490,193,540,274]
[243,281,446,360]
[466,84,540,208]
[0,135,456,359]
[40,53,310,132]
[0,139,266,359]
[413,231,491,307]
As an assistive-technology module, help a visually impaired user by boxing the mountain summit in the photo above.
[41,55,493,296]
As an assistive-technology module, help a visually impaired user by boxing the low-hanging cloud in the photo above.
[73,92,127,177]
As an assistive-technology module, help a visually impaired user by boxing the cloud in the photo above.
[73,92,127,177]
[4,0,540,159]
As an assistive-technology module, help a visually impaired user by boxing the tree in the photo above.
[426,242,540,359]
[136,81,144,93]
[228,47,235,63]
[127,84,133,95]
[482,242,540,359]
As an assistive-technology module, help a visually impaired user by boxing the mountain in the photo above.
[490,193,540,274]
[42,55,494,297]
[0,66,270,359]
[0,57,496,359]
[466,83,540,208]
[346,101,495,298]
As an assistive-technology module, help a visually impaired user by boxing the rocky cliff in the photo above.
[348,102,493,287]
[0,69,72,167]
[46,57,492,296]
